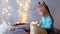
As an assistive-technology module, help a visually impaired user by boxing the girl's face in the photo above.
[37,6,46,16]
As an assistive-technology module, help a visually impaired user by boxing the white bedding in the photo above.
[0,23,13,34]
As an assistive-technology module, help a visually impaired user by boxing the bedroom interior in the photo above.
[0,0,60,34]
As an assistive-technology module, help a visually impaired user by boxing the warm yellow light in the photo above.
[2,12,5,14]
[23,13,27,17]
[8,6,11,9]
[1,19,6,24]
[26,5,29,8]
[2,8,8,13]
[22,19,27,23]
[23,2,29,11]
[22,18,27,23]
[20,12,24,15]
[23,2,29,8]
[26,0,30,3]
[5,0,8,3]
[25,2,28,6]
[18,0,31,23]
[18,2,23,7]
[21,12,28,23]
[23,5,29,9]
[22,16,27,23]
[2,21,6,24]
[8,13,11,16]
[24,8,28,11]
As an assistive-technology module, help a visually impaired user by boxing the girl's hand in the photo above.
[37,21,41,27]
[37,22,40,27]
[37,23,40,27]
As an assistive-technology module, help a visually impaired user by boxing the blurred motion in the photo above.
[0,0,60,34]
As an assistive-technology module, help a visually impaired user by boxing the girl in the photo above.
[37,1,54,34]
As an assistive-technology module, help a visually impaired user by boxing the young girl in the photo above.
[37,1,54,34]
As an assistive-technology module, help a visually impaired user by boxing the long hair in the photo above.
[38,1,54,22]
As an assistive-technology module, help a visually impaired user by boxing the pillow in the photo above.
[30,23,47,34]
[0,23,13,34]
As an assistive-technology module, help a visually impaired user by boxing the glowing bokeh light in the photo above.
[18,10,21,13]
[23,7,29,11]
[5,0,9,3]
[17,0,19,3]
[2,20,6,24]
[3,8,8,13]
[8,6,11,9]
[18,2,23,7]
[17,0,30,23]
[8,13,11,16]
[26,0,30,3]
[2,11,5,14]
[0,0,31,25]
[20,12,28,23]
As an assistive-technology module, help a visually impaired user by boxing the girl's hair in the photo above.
[38,1,54,22]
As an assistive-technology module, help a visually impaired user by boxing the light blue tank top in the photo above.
[41,16,53,29]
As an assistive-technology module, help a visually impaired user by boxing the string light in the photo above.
[18,10,21,13]
[26,0,30,3]
[17,0,31,23]
[18,2,23,7]
[3,8,6,11]
[23,6,29,10]
[23,1,30,11]
[2,8,8,13]
[5,10,8,13]
[8,13,11,16]
[17,0,19,3]
[25,2,29,6]
[0,0,31,24]
[2,20,6,24]
[5,0,9,3]
[16,0,31,23]
[24,7,28,11]
[21,12,28,23]
[8,6,11,10]
[2,11,5,14]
